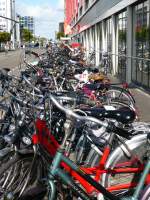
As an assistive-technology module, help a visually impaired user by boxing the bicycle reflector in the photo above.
[32,134,39,144]
[122,82,129,89]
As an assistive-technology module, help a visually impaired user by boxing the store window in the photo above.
[85,0,89,10]
[92,25,95,48]
[92,26,96,64]
[105,18,112,72]
[79,6,83,16]
[117,10,127,81]
[132,1,150,88]
[97,22,102,61]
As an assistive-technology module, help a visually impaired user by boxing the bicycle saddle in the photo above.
[81,107,136,124]
[88,73,105,81]
[83,83,110,91]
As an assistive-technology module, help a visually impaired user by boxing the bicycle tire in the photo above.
[106,86,135,107]
[84,133,148,195]
[0,152,44,199]
[102,133,148,194]
[102,100,136,111]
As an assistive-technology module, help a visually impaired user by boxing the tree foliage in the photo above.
[118,30,126,41]
[0,32,11,43]
[136,26,150,41]
[57,32,65,40]
[22,29,34,42]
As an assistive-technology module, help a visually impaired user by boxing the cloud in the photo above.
[57,0,64,11]
[16,1,64,39]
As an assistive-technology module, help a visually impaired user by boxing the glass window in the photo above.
[79,6,83,16]
[132,0,150,88]
[85,0,89,10]
[105,18,112,72]
[117,10,127,81]
[98,22,102,60]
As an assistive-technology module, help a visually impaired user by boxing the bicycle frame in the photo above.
[32,118,149,196]
[48,147,119,200]
[47,146,150,200]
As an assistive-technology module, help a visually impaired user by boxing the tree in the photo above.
[0,32,11,43]
[136,26,150,41]
[118,30,126,42]
[0,32,11,51]
[22,29,33,42]
[56,32,65,40]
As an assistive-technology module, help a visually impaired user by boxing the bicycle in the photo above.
[20,94,149,200]
[18,94,149,200]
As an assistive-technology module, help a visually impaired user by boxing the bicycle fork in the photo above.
[48,149,92,200]
[48,119,93,200]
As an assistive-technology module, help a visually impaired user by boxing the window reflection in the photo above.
[98,22,102,61]
[132,0,150,88]
[106,18,112,72]
[117,10,127,81]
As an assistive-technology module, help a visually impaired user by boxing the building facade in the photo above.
[20,16,35,34]
[0,0,20,49]
[65,0,150,89]
[59,22,64,33]
[0,0,13,32]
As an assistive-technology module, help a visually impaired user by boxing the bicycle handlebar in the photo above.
[22,74,41,93]
[49,95,131,139]
[49,94,108,127]
[12,95,44,110]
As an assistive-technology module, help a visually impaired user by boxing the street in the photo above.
[0,50,149,122]
[0,50,24,70]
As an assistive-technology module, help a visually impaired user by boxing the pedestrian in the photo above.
[4,42,9,55]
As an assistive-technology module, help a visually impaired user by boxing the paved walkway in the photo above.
[110,76,150,122]
[0,50,24,69]
[131,88,150,122]
[0,48,46,76]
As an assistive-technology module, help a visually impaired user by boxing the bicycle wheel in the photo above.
[106,86,135,107]
[139,184,150,200]
[75,132,104,166]
[101,133,148,195]
[75,134,90,164]
[0,96,10,121]
[0,153,44,199]
[84,133,148,195]
[102,100,136,111]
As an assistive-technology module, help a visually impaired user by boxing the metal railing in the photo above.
[86,46,150,62]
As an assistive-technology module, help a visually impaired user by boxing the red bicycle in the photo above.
[33,112,149,195]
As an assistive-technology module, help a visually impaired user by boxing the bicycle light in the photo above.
[22,136,32,145]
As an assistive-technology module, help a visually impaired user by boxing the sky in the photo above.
[16,0,64,39]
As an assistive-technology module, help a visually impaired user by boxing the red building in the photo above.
[64,0,80,35]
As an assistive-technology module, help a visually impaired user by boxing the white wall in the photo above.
[0,0,12,32]
[0,0,17,49]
